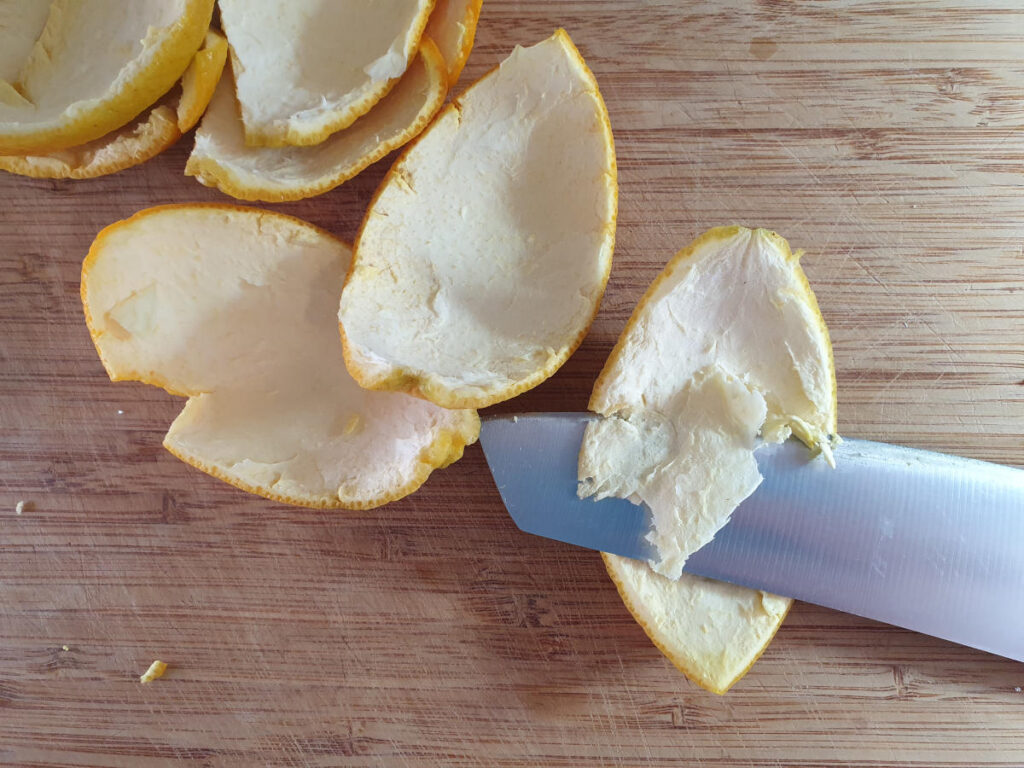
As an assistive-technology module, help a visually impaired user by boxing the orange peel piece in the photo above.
[218,0,436,147]
[603,554,793,695]
[425,0,483,86]
[186,39,447,202]
[0,0,215,153]
[581,227,838,693]
[0,30,227,180]
[82,204,479,509]
[340,29,618,409]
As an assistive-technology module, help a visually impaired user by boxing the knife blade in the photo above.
[480,412,1024,662]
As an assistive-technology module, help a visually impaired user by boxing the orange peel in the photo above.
[0,30,227,179]
[218,0,436,147]
[82,204,479,509]
[582,227,838,692]
[425,0,483,86]
[340,29,618,410]
[0,0,214,153]
[186,39,447,202]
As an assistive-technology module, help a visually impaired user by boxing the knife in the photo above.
[480,413,1024,662]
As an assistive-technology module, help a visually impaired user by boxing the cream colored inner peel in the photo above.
[340,30,616,407]
[1,30,227,179]
[187,41,446,201]
[85,207,477,508]
[218,0,432,145]
[579,228,835,579]
[0,0,51,83]
[10,0,186,115]
[603,554,792,693]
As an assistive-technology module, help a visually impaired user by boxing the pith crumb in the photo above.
[140,660,168,684]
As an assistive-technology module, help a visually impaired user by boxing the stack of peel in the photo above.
[186,0,484,201]
[84,29,615,507]
[73,18,837,694]
[83,204,481,509]
[0,0,482,196]
[0,0,222,178]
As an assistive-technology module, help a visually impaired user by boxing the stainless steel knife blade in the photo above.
[480,412,1024,662]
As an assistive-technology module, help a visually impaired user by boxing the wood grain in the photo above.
[2,1,1023,765]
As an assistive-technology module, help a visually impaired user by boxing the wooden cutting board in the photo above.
[2,2,1022,765]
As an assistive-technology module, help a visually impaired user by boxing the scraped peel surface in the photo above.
[218,0,435,147]
[425,0,483,85]
[339,29,617,409]
[580,226,837,692]
[82,205,479,508]
[0,0,214,153]
[0,31,227,179]
[580,227,836,579]
[186,40,447,202]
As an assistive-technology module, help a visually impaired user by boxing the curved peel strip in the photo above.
[581,226,838,692]
[0,0,215,154]
[603,554,792,695]
[0,31,227,180]
[82,204,479,509]
[186,40,448,203]
[425,0,483,86]
[340,29,618,410]
[218,0,435,147]
[176,30,229,131]
[0,106,179,179]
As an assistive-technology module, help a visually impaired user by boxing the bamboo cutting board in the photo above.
[2,2,1023,766]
